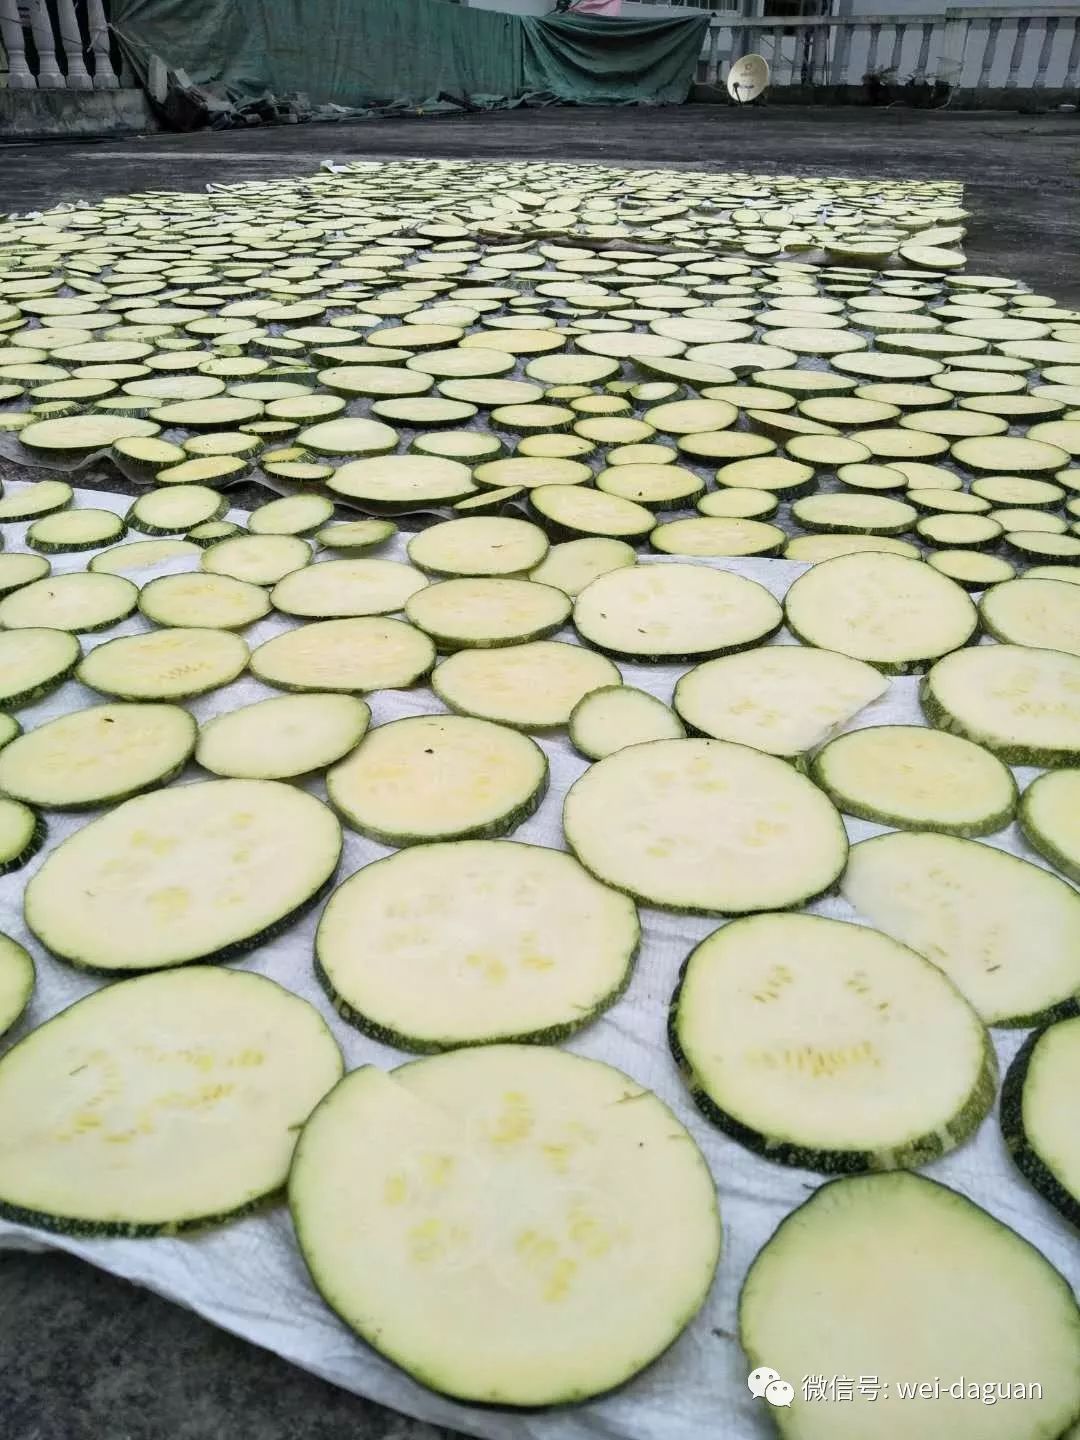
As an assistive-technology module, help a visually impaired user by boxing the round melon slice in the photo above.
[0,703,196,809]
[574,564,781,663]
[289,1046,719,1403]
[25,779,342,973]
[433,641,620,730]
[564,737,847,914]
[0,934,33,1038]
[842,830,1080,1025]
[922,644,1080,767]
[672,913,994,1172]
[739,1171,1080,1440]
[0,967,343,1233]
[785,552,977,673]
[326,715,547,846]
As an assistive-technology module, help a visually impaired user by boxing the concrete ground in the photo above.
[0,104,1078,1440]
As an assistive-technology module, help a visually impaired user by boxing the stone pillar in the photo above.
[85,0,118,87]
[26,0,64,87]
[53,0,93,89]
[0,0,36,87]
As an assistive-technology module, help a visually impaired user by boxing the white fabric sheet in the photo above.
[0,484,1076,1440]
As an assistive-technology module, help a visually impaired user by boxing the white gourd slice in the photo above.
[0,553,51,596]
[0,934,33,1037]
[697,488,778,519]
[196,694,371,780]
[405,577,570,649]
[1006,531,1080,563]
[672,914,994,1171]
[328,455,476,511]
[315,839,637,1052]
[0,798,44,875]
[564,737,847,914]
[248,494,334,537]
[713,455,813,496]
[674,647,887,757]
[326,715,547,844]
[289,1047,719,1404]
[315,519,396,552]
[926,550,1015,588]
[0,703,195,809]
[296,417,398,457]
[785,552,977,673]
[791,493,915,535]
[1001,1015,1080,1231]
[575,563,781,663]
[530,485,654,542]
[916,513,1003,549]
[650,517,784,557]
[527,537,636,596]
[1026,564,1080,585]
[0,573,137,633]
[433,641,620,730]
[811,725,1016,835]
[978,577,1080,656]
[0,628,80,708]
[739,1172,1080,1440]
[1019,770,1080,884]
[952,435,1069,474]
[596,463,703,509]
[18,414,160,456]
[78,628,249,701]
[407,517,548,577]
[26,509,125,554]
[25,779,341,973]
[990,508,1066,535]
[202,533,311,586]
[474,457,592,490]
[270,559,426,618]
[569,685,684,760]
[678,431,776,464]
[128,485,226,536]
[251,618,434,694]
[89,539,200,575]
[0,967,343,1232]
[137,572,270,630]
[842,831,1080,1026]
[784,533,920,562]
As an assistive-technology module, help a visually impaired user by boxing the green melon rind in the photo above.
[1000,1020,1080,1231]
[0,805,46,877]
[0,633,81,710]
[668,939,997,1174]
[1018,773,1080,884]
[785,613,959,678]
[0,936,34,1038]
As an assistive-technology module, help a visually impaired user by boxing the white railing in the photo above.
[697,7,1080,93]
[1,0,118,89]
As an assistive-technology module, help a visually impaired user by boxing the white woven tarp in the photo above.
[0,483,1076,1440]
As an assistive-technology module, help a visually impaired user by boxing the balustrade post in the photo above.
[1005,17,1030,87]
[0,0,35,87]
[26,0,64,87]
[85,0,117,86]
[54,0,92,88]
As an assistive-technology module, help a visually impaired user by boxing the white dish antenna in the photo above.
[727,54,770,105]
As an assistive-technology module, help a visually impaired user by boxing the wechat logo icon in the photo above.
[748,1367,795,1408]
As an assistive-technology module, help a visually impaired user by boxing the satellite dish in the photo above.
[727,54,770,105]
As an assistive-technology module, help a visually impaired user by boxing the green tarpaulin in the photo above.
[110,0,707,113]
[522,12,708,105]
